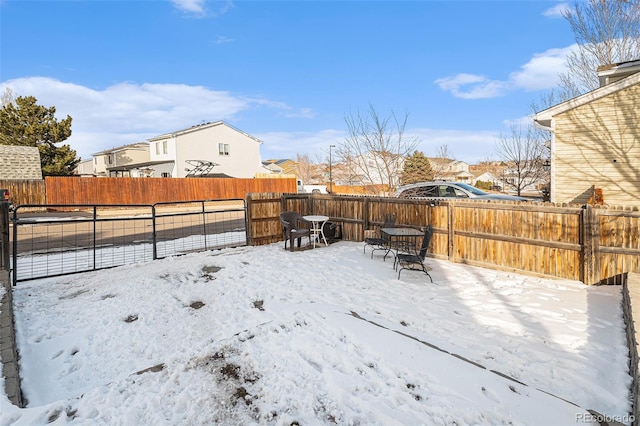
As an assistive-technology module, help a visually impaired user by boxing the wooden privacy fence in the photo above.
[43,176,296,205]
[246,193,640,285]
[0,179,46,205]
[1,177,297,206]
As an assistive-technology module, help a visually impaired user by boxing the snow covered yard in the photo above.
[0,241,632,425]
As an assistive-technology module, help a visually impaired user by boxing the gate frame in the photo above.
[11,199,248,285]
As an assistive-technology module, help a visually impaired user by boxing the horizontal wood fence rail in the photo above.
[246,193,640,285]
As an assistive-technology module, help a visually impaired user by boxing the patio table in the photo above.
[380,227,424,261]
[303,215,329,248]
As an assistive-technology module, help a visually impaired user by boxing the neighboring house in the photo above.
[75,159,94,176]
[0,145,43,180]
[534,59,640,206]
[430,159,474,183]
[262,161,284,174]
[148,121,263,178]
[262,159,298,175]
[349,151,404,187]
[91,142,151,177]
[472,171,500,188]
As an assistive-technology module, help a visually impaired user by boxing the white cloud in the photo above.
[509,46,575,91]
[435,45,576,99]
[171,0,234,17]
[411,128,501,163]
[0,77,292,159]
[1,77,505,165]
[283,107,316,119]
[543,2,570,18]
[171,0,206,14]
[434,74,508,99]
[257,127,503,164]
[213,35,234,45]
[256,129,344,160]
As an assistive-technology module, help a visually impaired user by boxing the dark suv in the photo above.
[394,181,529,201]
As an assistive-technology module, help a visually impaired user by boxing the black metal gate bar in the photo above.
[11,200,247,284]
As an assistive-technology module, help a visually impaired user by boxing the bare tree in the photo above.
[495,125,548,196]
[429,144,455,179]
[339,104,419,192]
[530,0,640,115]
[1,87,14,107]
[295,153,319,184]
[561,0,640,98]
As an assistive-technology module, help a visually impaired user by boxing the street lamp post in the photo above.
[329,144,336,193]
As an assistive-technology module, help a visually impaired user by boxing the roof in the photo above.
[93,142,149,156]
[596,59,640,86]
[148,121,263,144]
[262,159,297,175]
[534,71,640,129]
[0,145,43,180]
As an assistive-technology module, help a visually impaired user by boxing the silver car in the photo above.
[394,181,529,201]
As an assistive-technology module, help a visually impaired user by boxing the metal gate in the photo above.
[10,200,247,285]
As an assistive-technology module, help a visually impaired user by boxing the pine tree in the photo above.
[400,151,434,185]
[0,96,79,176]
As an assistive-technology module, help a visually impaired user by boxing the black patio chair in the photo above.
[363,213,397,258]
[279,211,312,252]
[396,225,434,281]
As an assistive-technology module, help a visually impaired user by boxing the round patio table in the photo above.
[303,215,329,248]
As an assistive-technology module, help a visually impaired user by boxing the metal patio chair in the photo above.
[396,225,434,281]
[363,213,397,258]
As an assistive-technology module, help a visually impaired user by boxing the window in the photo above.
[219,143,230,156]
[161,172,171,178]
[155,142,160,155]
[162,140,168,154]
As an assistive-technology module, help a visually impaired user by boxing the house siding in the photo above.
[152,123,263,178]
[553,82,640,206]
[92,143,150,176]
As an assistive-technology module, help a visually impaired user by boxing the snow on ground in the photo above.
[0,241,633,425]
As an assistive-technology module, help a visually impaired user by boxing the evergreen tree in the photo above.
[400,151,434,185]
[0,96,79,176]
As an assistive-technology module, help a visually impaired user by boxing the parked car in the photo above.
[394,181,530,201]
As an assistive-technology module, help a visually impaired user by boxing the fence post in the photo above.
[92,206,97,271]
[0,202,9,271]
[447,201,455,261]
[152,205,158,260]
[201,201,208,251]
[12,208,17,286]
[363,198,369,240]
[581,204,601,285]
[247,194,255,246]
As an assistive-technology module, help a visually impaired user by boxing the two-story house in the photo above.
[91,142,151,177]
[148,121,264,178]
[534,59,640,206]
[430,159,474,183]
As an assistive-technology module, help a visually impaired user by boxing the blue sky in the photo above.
[1,0,575,164]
